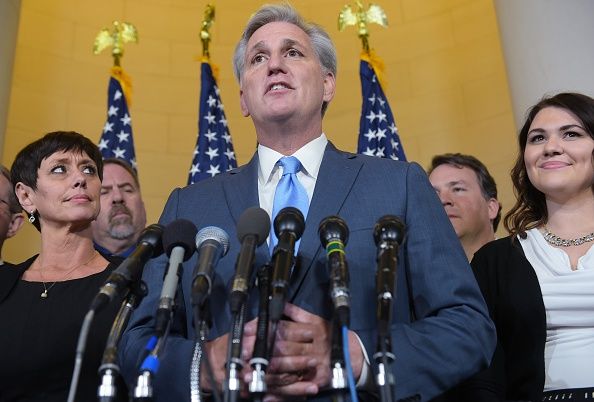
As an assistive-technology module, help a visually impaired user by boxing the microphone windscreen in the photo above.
[237,207,271,245]
[318,215,349,248]
[273,206,305,239]
[162,219,198,259]
[138,223,165,257]
[196,226,231,256]
[373,215,406,246]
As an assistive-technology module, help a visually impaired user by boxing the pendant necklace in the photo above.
[38,252,98,299]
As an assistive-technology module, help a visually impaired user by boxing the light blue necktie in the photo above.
[269,156,309,254]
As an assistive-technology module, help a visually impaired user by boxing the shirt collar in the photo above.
[257,133,328,184]
[94,241,136,258]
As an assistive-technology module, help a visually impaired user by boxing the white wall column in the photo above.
[494,0,594,127]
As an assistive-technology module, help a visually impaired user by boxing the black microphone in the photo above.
[319,215,351,327]
[90,224,164,312]
[269,206,305,322]
[229,207,270,314]
[191,226,230,310]
[154,219,197,335]
[373,215,406,333]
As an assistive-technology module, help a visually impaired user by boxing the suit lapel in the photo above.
[289,142,363,299]
[222,152,271,266]
[223,152,260,223]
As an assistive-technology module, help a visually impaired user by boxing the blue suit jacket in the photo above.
[120,143,495,401]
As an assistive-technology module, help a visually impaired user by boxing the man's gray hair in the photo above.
[232,4,337,114]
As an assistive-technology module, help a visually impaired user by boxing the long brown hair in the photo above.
[504,92,594,238]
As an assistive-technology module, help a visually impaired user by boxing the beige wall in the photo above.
[2,0,516,262]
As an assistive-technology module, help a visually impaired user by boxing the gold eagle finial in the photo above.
[338,1,388,53]
[93,21,138,66]
[200,4,216,59]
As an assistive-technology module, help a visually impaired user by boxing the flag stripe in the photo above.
[357,59,406,161]
[188,62,237,184]
[98,73,137,169]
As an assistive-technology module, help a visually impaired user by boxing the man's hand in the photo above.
[243,303,365,400]
[200,318,257,393]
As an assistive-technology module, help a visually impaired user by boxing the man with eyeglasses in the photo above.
[0,165,24,266]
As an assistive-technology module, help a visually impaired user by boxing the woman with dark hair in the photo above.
[0,131,126,401]
[462,92,594,402]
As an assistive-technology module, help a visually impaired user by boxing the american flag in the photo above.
[98,67,137,169]
[357,59,406,161]
[188,62,237,184]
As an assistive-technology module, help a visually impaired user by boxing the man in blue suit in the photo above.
[120,4,495,401]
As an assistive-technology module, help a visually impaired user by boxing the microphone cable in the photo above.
[67,309,95,402]
[342,325,359,402]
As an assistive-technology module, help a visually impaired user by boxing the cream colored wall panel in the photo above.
[170,43,203,79]
[16,7,76,57]
[166,112,200,153]
[66,101,105,139]
[401,0,471,20]
[393,14,455,60]
[129,110,168,152]
[451,0,499,45]
[24,0,124,25]
[462,72,511,123]
[6,88,68,134]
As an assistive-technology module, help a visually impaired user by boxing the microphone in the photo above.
[269,206,305,322]
[373,215,406,333]
[191,226,230,310]
[229,207,270,313]
[155,219,197,335]
[90,224,164,312]
[319,215,350,327]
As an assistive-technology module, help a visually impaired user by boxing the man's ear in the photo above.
[487,198,500,222]
[7,213,24,238]
[239,88,250,117]
[322,71,336,103]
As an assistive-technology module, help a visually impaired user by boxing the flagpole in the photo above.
[339,1,406,161]
[94,21,140,170]
[187,4,237,185]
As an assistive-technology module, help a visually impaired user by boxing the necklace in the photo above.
[38,252,98,299]
[543,226,594,247]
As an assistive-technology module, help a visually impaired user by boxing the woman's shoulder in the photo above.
[474,236,522,258]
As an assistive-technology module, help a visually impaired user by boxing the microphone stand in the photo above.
[330,318,348,402]
[223,303,247,402]
[248,264,272,402]
[191,299,223,402]
[374,248,397,402]
[98,281,148,402]
[133,323,170,402]
[374,309,395,402]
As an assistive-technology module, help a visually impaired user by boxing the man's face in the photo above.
[239,21,335,126]
[0,174,23,246]
[92,163,146,246]
[429,164,498,240]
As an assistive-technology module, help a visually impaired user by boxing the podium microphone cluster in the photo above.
[229,207,270,314]
[318,215,351,327]
[269,207,305,322]
[155,219,197,336]
[191,226,230,311]
[90,224,164,313]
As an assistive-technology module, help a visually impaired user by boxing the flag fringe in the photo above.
[361,50,387,90]
[110,66,133,106]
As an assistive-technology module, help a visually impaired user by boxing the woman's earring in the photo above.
[28,211,35,223]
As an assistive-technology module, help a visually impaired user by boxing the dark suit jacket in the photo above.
[120,143,495,401]
[459,236,546,402]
